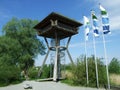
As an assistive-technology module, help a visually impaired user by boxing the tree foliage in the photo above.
[3,18,45,56]
[2,18,45,75]
[28,66,39,79]
[40,64,51,79]
[109,57,120,74]
[0,64,20,85]
[0,17,46,84]
[0,36,20,65]
[66,55,107,87]
[0,36,21,85]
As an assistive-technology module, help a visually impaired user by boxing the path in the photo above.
[0,81,106,90]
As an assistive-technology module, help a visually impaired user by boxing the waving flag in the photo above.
[92,12,99,37]
[100,4,111,34]
[83,16,90,41]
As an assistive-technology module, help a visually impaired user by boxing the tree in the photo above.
[2,18,46,78]
[0,36,21,65]
[0,64,20,85]
[70,55,107,87]
[0,36,21,84]
[109,58,120,74]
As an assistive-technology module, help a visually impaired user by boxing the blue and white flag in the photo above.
[83,16,90,41]
[92,12,99,37]
[100,4,111,34]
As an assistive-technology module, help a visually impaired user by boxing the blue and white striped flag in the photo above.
[100,4,111,34]
[83,16,90,41]
[92,12,99,37]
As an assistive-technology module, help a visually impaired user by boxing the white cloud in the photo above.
[69,43,84,48]
[0,9,12,33]
[110,16,120,31]
[0,12,10,18]
[69,40,112,48]
[100,0,120,8]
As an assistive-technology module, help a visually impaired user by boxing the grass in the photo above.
[61,70,74,85]
[0,80,23,87]
[110,73,120,86]
[0,83,9,87]
[61,79,74,86]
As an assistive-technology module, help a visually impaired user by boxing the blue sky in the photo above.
[0,0,120,66]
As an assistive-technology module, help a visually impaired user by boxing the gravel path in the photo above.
[0,81,106,90]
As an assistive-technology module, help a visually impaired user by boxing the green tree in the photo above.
[0,64,20,85]
[87,56,107,87]
[0,36,21,65]
[2,18,46,78]
[28,66,39,79]
[70,55,107,87]
[109,57,120,74]
[72,56,86,86]
[0,36,21,85]
[40,64,50,79]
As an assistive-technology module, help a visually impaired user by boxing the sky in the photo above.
[0,0,120,66]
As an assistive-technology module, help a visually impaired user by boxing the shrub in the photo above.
[64,55,107,88]
[0,65,21,86]
[109,58,120,74]
[40,64,50,79]
[28,67,38,79]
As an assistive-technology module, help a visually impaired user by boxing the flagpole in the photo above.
[91,10,99,88]
[93,31,99,89]
[83,16,89,86]
[85,34,89,86]
[99,4,110,89]
[102,33,110,90]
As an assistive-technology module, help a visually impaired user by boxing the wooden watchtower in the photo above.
[34,12,82,81]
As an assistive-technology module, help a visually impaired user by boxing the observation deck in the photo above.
[34,12,82,39]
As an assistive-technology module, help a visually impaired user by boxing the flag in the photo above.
[83,16,90,41]
[92,12,99,37]
[100,4,111,34]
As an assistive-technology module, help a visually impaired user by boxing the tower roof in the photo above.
[34,12,82,39]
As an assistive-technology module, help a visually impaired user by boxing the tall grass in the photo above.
[110,74,120,86]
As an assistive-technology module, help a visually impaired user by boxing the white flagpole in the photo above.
[93,31,99,88]
[85,34,89,86]
[83,16,89,86]
[91,11,99,88]
[102,33,110,90]
[99,4,110,89]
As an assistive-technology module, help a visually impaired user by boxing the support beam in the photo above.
[53,32,60,81]
[66,49,74,64]
[38,38,50,77]
[38,50,50,77]
[66,36,74,64]
[66,36,71,48]
[44,37,49,48]
[53,47,59,81]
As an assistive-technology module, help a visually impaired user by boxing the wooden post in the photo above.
[53,32,60,81]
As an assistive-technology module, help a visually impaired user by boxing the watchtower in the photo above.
[34,12,82,81]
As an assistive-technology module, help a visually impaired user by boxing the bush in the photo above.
[40,64,50,79]
[109,58,120,74]
[28,67,38,79]
[28,64,53,79]
[63,55,107,88]
[71,57,86,86]
[0,65,21,86]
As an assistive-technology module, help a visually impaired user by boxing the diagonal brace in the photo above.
[38,50,50,77]
[66,36,74,64]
